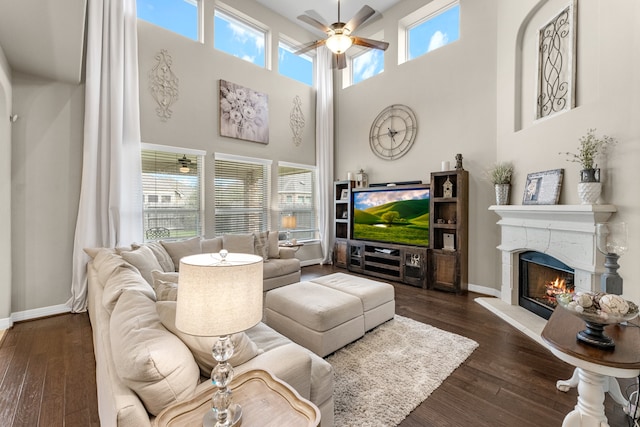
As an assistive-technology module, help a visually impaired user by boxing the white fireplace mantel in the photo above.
[489,204,617,305]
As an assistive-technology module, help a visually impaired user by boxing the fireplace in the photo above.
[519,251,574,319]
[489,204,616,316]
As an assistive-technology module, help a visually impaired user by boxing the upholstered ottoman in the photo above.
[309,273,395,331]
[264,281,365,357]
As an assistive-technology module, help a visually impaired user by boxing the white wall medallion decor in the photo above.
[289,95,305,146]
[536,1,577,120]
[149,49,179,122]
[219,79,269,144]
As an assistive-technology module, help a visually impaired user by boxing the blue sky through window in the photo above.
[278,43,313,86]
[137,0,197,40]
[214,10,266,68]
[408,4,460,60]
[352,49,384,85]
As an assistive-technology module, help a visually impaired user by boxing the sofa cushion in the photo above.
[267,231,280,259]
[161,237,202,271]
[223,234,254,254]
[253,231,269,260]
[110,290,200,416]
[102,266,156,313]
[131,241,175,273]
[201,237,223,254]
[121,245,164,286]
[93,249,136,287]
[263,258,300,280]
[156,301,262,377]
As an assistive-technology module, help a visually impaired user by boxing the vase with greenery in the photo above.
[561,129,617,204]
[488,162,514,205]
[560,128,617,183]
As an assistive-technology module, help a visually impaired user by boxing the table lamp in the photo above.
[282,215,297,245]
[596,222,627,295]
[176,250,263,427]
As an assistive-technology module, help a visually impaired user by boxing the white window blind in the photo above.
[278,162,318,241]
[141,146,204,241]
[214,154,271,235]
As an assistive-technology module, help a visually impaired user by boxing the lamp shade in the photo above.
[282,215,297,229]
[176,252,263,337]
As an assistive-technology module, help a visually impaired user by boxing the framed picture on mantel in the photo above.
[523,169,564,205]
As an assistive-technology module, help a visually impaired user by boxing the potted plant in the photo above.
[560,129,617,204]
[488,162,514,205]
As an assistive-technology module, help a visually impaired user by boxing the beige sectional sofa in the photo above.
[86,233,333,426]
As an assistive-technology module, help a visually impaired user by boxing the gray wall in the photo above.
[0,45,11,326]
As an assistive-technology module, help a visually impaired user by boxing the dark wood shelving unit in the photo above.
[429,170,469,293]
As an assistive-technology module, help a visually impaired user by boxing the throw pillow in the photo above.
[110,290,200,416]
[131,241,175,273]
[201,237,223,254]
[253,231,269,260]
[222,234,254,254]
[121,245,164,286]
[153,279,178,302]
[267,231,280,259]
[102,266,157,314]
[150,269,179,284]
[156,301,262,377]
[161,237,202,271]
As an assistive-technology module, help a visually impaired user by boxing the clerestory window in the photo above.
[214,6,268,68]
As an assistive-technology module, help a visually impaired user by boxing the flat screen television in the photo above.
[352,185,430,247]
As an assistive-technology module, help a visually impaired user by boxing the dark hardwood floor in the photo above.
[0,264,635,426]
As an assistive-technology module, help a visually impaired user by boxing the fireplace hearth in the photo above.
[519,251,574,319]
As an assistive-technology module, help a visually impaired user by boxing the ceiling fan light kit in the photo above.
[296,0,389,69]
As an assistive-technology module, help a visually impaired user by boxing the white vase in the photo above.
[577,182,601,204]
[495,184,510,205]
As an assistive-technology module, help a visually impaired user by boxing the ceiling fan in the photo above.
[295,0,389,69]
[177,155,192,173]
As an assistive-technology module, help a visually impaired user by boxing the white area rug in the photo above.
[326,315,478,427]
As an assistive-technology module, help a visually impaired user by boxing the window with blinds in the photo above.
[141,147,204,241]
[278,162,318,241]
[214,154,271,235]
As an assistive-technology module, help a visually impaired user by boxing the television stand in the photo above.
[347,240,427,288]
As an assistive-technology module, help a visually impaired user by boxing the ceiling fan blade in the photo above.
[352,36,389,51]
[297,14,331,33]
[294,40,325,55]
[335,53,347,70]
[345,5,376,33]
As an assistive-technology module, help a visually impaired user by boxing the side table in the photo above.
[541,307,640,427]
[153,369,320,427]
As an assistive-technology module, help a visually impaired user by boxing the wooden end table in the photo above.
[153,369,320,427]
[541,307,640,426]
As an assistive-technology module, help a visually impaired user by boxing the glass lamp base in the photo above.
[203,402,242,427]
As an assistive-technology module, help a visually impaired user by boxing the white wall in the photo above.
[0,44,12,326]
[335,0,500,291]
[10,73,84,314]
[497,0,640,302]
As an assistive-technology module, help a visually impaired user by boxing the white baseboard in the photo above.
[300,258,322,267]
[7,303,71,326]
[468,283,501,298]
[0,316,11,330]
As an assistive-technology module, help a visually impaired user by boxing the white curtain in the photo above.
[315,47,335,264]
[69,0,143,312]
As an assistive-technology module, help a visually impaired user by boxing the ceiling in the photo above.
[255,0,400,35]
[0,0,400,84]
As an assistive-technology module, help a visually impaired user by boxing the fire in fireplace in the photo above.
[519,251,575,319]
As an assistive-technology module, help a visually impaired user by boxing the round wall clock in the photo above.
[369,104,417,160]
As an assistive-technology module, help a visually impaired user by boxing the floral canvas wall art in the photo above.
[219,80,269,144]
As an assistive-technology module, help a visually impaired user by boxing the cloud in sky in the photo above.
[428,31,449,52]
[353,50,383,82]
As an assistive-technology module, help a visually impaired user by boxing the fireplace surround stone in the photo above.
[489,205,617,308]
